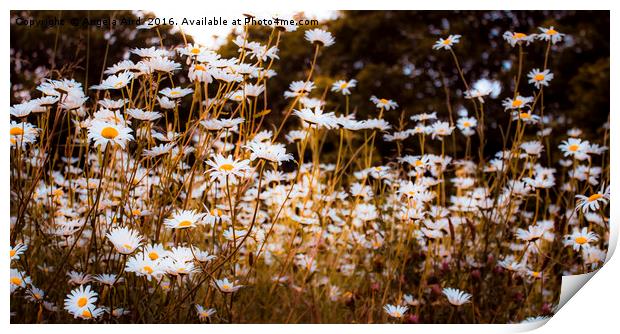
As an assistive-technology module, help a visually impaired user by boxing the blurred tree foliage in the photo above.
[10,10,190,99]
[219,10,609,159]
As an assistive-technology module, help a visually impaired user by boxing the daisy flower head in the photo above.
[442,287,472,306]
[515,225,545,242]
[63,285,98,318]
[464,78,502,103]
[502,95,533,110]
[383,304,408,318]
[575,185,609,213]
[178,43,208,57]
[127,108,162,122]
[94,274,123,286]
[67,271,93,285]
[370,96,398,110]
[10,121,39,147]
[143,57,182,73]
[189,62,213,83]
[200,117,245,131]
[212,278,243,293]
[564,227,599,251]
[158,96,177,109]
[142,143,175,158]
[331,79,357,95]
[10,243,28,261]
[457,117,477,136]
[293,106,339,129]
[87,120,134,149]
[283,80,315,99]
[10,101,37,118]
[125,253,162,280]
[558,138,589,158]
[26,286,46,302]
[537,26,565,44]
[195,305,216,321]
[304,28,335,47]
[90,72,134,90]
[10,268,31,291]
[527,69,554,89]
[511,111,541,124]
[245,141,293,165]
[164,209,206,229]
[503,31,535,47]
[520,140,544,156]
[105,227,143,254]
[159,87,193,99]
[430,121,455,140]
[143,243,168,261]
[432,34,461,50]
[206,154,251,182]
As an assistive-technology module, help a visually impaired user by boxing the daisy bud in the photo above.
[430,284,442,296]
[513,292,524,302]
[471,269,481,280]
[406,314,420,324]
[493,266,504,275]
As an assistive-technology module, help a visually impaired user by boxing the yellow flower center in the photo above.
[123,244,133,251]
[194,64,207,71]
[170,91,180,96]
[81,309,92,318]
[221,284,231,290]
[132,209,142,216]
[588,193,603,202]
[178,220,193,227]
[442,39,451,45]
[547,29,557,35]
[219,163,235,171]
[77,297,88,307]
[114,81,125,89]
[393,311,402,317]
[52,189,64,197]
[11,277,22,285]
[10,127,24,136]
[534,73,545,81]
[379,99,389,105]
[212,209,222,216]
[512,99,523,107]
[34,293,42,299]
[519,112,531,119]
[101,126,119,139]
[190,47,201,54]
[143,265,153,274]
[10,250,16,257]
[575,236,588,244]
[148,252,159,260]
[463,121,471,127]
[568,144,580,152]
[415,160,424,167]
[340,82,348,89]
[513,32,527,39]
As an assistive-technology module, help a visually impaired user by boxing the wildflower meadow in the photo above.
[9,10,610,324]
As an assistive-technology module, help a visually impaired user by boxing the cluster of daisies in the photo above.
[10,21,609,325]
